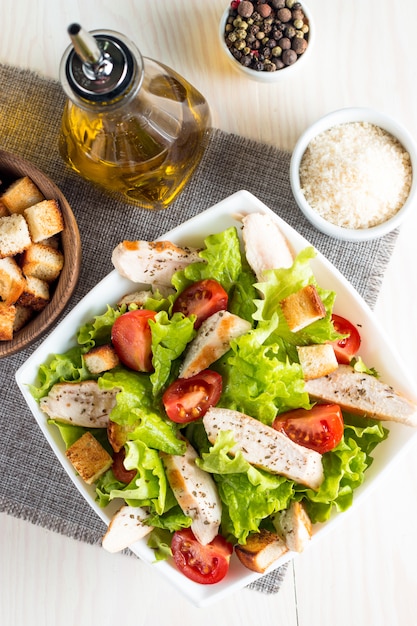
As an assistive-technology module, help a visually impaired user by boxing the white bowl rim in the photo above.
[290,106,417,241]
[219,1,315,83]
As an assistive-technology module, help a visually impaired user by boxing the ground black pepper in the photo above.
[225,0,310,72]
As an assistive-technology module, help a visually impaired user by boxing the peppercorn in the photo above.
[272,0,286,7]
[282,48,297,64]
[238,1,255,18]
[292,8,305,21]
[257,3,272,17]
[292,36,308,54]
[277,8,292,22]
[277,36,291,50]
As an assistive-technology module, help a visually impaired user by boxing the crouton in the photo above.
[12,304,34,332]
[17,275,49,310]
[280,284,326,332]
[24,199,64,242]
[20,242,64,283]
[84,344,120,374]
[65,432,113,485]
[0,302,16,341]
[1,176,45,214]
[297,343,338,380]
[272,501,312,553]
[0,214,32,258]
[235,529,288,573]
[107,420,131,453]
[0,257,26,305]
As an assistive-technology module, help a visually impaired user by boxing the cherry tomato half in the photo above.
[171,528,233,585]
[112,448,137,484]
[330,314,361,364]
[273,404,344,454]
[172,279,228,329]
[111,309,156,372]
[162,370,222,424]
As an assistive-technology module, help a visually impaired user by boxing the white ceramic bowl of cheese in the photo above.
[290,107,417,241]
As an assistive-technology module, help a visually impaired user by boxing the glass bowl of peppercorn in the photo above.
[219,0,314,82]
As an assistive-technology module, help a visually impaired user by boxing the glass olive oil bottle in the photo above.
[59,25,211,210]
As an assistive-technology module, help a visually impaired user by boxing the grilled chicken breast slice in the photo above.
[272,501,312,553]
[40,380,119,428]
[305,365,417,427]
[111,240,202,287]
[102,505,153,553]
[160,440,222,545]
[203,407,324,490]
[179,310,251,379]
[241,212,294,281]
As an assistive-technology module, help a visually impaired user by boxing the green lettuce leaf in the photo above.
[171,227,243,293]
[77,305,124,348]
[104,440,169,515]
[149,311,196,396]
[254,247,339,347]
[297,415,389,523]
[216,320,310,425]
[98,369,185,455]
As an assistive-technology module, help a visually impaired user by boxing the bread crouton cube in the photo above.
[0,302,16,341]
[84,344,120,374]
[12,304,34,332]
[65,432,113,485]
[1,176,45,214]
[297,344,338,380]
[235,529,288,573]
[24,199,64,242]
[280,284,326,332]
[0,257,26,305]
[17,275,50,311]
[0,214,32,258]
[21,243,64,283]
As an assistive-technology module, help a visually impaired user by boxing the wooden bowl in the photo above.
[0,150,81,358]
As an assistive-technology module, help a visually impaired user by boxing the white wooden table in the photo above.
[1,1,417,624]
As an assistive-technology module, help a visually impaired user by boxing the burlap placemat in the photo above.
[0,64,398,596]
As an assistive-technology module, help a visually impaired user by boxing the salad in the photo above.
[29,215,389,585]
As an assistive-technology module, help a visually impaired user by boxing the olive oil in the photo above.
[59,26,210,210]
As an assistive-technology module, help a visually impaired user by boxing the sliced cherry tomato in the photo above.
[112,448,137,484]
[330,314,361,364]
[172,279,228,329]
[273,404,344,454]
[111,309,156,372]
[171,528,233,585]
[162,370,222,423]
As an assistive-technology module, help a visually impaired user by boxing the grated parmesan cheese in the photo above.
[299,122,412,229]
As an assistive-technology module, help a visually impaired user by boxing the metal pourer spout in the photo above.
[67,23,113,81]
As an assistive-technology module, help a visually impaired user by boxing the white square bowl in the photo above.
[15,190,417,607]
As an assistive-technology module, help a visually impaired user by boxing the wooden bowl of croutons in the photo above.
[0,150,81,357]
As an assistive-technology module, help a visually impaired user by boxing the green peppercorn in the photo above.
[227,32,238,43]
[272,45,283,57]
[236,28,248,39]
[285,0,295,8]
[293,19,304,29]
